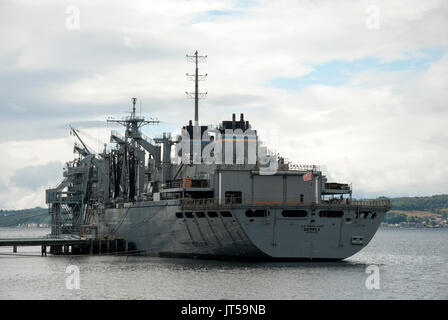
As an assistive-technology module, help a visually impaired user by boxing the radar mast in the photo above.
[186,51,207,126]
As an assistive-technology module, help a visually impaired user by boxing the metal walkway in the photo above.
[0,238,89,246]
[0,237,128,256]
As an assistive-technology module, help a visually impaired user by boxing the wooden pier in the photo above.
[0,238,130,256]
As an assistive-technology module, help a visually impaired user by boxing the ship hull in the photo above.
[98,200,386,261]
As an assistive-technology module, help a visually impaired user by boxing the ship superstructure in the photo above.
[45,51,390,260]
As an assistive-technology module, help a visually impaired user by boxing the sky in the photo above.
[0,0,447,209]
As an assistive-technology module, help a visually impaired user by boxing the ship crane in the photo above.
[107,98,161,160]
[106,98,163,199]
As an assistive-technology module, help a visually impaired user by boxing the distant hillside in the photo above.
[388,210,439,218]
[377,194,448,225]
[388,194,448,214]
[0,207,50,227]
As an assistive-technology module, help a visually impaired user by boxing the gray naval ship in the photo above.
[45,51,390,260]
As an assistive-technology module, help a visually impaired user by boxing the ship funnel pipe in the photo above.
[232,113,236,129]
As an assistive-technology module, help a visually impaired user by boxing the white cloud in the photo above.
[0,0,447,208]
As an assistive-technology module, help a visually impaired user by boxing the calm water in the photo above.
[0,227,447,299]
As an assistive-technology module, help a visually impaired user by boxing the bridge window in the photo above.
[220,211,232,217]
[245,209,268,217]
[185,212,194,218]
[225,191,242,204]
[175,212,183,218]
[361,211,372,219]
[207,211,218,217]
[319,210,344,218]
[196,212,205,218]
[282,210,308,218]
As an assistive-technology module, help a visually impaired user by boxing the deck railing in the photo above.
[350,200,391,207]
[286,164,320,171]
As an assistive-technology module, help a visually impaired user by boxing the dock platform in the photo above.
[0,237,129,256]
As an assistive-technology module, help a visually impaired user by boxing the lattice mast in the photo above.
[186,51,207,126]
